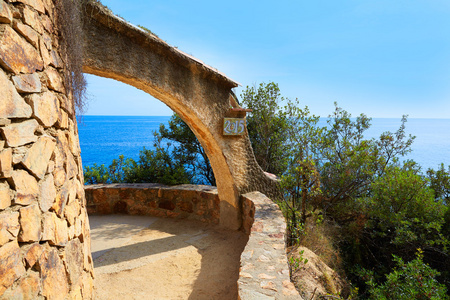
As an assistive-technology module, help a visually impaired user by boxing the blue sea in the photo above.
[77,116,450,171]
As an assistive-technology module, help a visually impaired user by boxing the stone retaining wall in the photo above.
[85,183,220,224]
[239,192,302,300]
[0,0,94,298]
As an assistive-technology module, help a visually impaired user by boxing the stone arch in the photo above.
[82,1,279,229]
[0,0,281,297]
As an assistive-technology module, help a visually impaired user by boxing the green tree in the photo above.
[427,163,450,203]
[241,82,292,175]
[84,134,192,186]
[84,163,110,184]
[365,164,447,253]
[279,104,324,239]
[318,106,415,222]
[345,163,450,293]
[156,114,215,185]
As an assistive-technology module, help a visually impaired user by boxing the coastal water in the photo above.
[77,116,450,171]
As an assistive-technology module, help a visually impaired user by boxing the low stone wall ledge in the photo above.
[239,192,303,300]
[84,183,219,224]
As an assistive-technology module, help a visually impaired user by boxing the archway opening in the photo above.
[80,75,248,298]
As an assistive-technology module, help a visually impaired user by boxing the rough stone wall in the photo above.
[85,183,220,224]
[0,0,94,298]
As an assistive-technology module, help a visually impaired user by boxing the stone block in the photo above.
[11,169,39,205]
[65,185,80,225]
[74,217,82,237]
[68,129,80,155]
[39,36,51,67]
[45,67,64,92]
[51,181,68,217]
[81,272,94,300]
[64,239,83,286]
[0,25,43,73]
[21,135,56,179]
[12,0,45,14]
[19,272,41,299]
[0,181,11,209]
[42,14,52,33]
[50,49,63,69]
[1,119,38,147]
[12,146,27,165]
[53,136,66,169]
[0,211,19,246]
[41,212,54,241]
[0,119,10,127]
[0,0,12,24]
[18,203,41,242]
[12,72,41,93]
[0,241,26,295]
[13,20,38,48]
[0,271,41,300]
[0,69,32,119]
[66,155,77,179]
[57,109,69,129]
[39,248,69,300]
[39,174,56,212]
[57,94,74,116]
[41,32,51,49]
[82,231,92,272]
[54,214,68,246]
[41,212,67,245]
[24,242,43,268]
[21,5,43,33]
[0,148,12,178]
[27,91,60,128]
[41,0,53,17]
[52,166,66,187]
[46,160,55,174]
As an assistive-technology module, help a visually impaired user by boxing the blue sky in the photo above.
[85,0,450,118]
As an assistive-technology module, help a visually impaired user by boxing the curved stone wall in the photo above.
[239,192,302,299]
[85,183,220,224]
[0,0,94,298]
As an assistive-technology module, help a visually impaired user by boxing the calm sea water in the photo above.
[77,116,450,171]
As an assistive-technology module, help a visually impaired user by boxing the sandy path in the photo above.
[89,215,248,299]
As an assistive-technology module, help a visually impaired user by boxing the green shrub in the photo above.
[364,250,448,300]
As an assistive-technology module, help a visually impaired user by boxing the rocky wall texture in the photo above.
[85,183,220,224]
[0,0,94,298]
[239,192,302,300]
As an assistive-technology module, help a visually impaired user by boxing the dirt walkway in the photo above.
[89,215,248,299]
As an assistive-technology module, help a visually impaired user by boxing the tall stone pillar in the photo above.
[0,0,94,298]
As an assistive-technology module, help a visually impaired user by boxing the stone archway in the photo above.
[82,2,279,230]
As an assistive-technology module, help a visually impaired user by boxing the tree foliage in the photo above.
[83,140,192,186]
[239,82,449,297]
[363,250,448,300]
[84,114,212,186]
[241,82,292,175]
[156,114,215,185]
